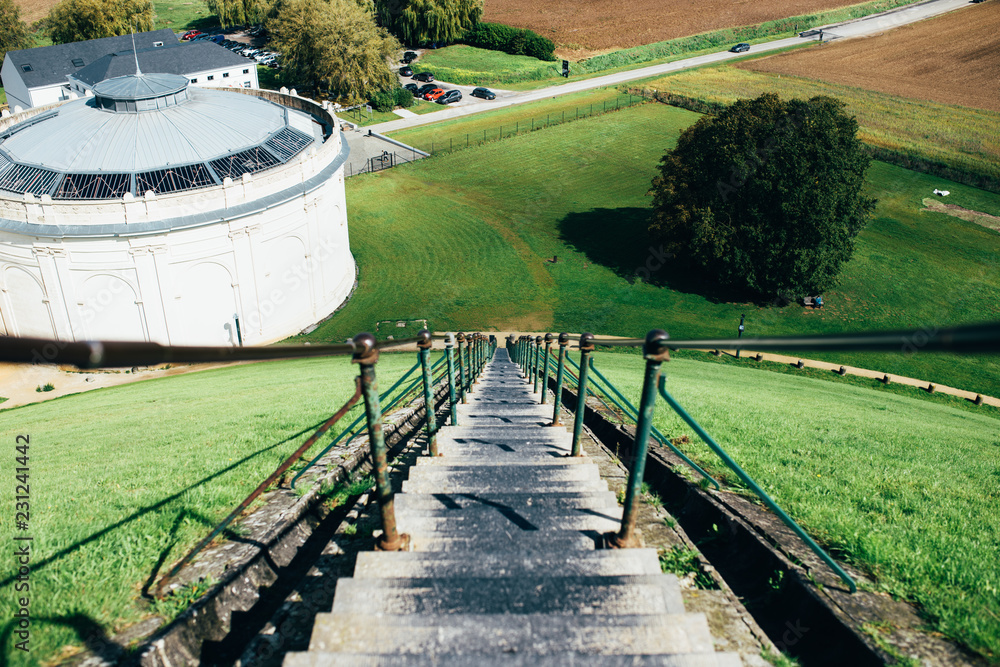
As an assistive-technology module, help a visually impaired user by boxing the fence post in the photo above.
[607,329,670,549]
[417,330,439,457]
[551,333,568,426]
[540,333,553,404]
[445,333,459,426]
[353,333,407,550]
[571,333,594,456]
[533,335,543,394]
[456,332,468,403]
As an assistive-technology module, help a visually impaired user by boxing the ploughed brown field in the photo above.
[483,0,868,55]
[15,0,58,25]
[741,2,1000,113]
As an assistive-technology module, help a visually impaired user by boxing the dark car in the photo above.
[404,83,418,94]
[412,71,435,82]
[399,66,413,77]
[471,87,495,100]
[730,42,750,53]
[437,90,462,104]
[403,51,418,62]
[416,83,438,97]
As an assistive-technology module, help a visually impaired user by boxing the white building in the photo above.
[0,73,355,346]
[1,30,258,111]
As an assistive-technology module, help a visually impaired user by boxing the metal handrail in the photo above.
[657,375,857,592]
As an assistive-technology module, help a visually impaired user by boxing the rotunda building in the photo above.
[0,73,353,346]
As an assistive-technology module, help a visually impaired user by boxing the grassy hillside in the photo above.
[315,102,1000,396]
[591,351,1000,661]
[0,353,420,665]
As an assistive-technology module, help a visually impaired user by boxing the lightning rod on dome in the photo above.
[131,22,142,76]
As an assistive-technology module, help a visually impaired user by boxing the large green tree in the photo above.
[0,0,33,68]
[267,0,399,103]
[45,0,154,44]
[207,0,271,28]
[376,0,480,46]
[648,93,876,298]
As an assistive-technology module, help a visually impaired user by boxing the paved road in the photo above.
[370,0,972,135]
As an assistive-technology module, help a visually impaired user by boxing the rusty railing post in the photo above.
[607,329,670,549]
[353,332,408,551]
[417,330,439,456]
[445,333,459,425]
[571,333,595,456]
[456,332,468,403]
[533,335,543,394]
[551,332,569,426]
[541,333,553,404]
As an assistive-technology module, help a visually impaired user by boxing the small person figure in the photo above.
[815,295,824,309]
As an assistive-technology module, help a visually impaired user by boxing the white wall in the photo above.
[1,57,32,111]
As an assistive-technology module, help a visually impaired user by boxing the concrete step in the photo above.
[408,529,598,552]
[398,511,621,535]
[352,548,662,579]
[414,455,591,465]
[305,612,715,655]
[406,464,600,482]
[331,574,685,616]
[394,491,620,512]
[402,478,607,494]
[285,653,744,667]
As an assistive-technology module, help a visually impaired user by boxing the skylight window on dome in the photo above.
[210,146,280,181]
[266,127,313,161]
[55,172,132,200]
[0,163,59,196]
[136,164,216,195]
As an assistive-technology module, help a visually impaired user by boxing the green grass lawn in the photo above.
[589,350,1000,661]
[412,45,559,86]
[0,353,424,665]
[152,0,215,32]
[316,101,1000,397]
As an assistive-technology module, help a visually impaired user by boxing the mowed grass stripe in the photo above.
[0,354,417,665]
[594,352,1000,660]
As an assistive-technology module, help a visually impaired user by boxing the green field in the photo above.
[641,65,1000,185]
[412,45,559,86]
[152,0,215,32]
[319,101,1000,397]
[0,353,422,665]
[591,351,1000,661]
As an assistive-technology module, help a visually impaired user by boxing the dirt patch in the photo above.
[15,0,60,25]
[741,2,1000,112]
[482,0,867,54]
[922,198,1000,234]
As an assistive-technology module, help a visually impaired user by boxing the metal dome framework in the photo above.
[0,73,318,201]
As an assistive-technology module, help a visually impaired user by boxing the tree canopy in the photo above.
[45,0,154,44]
[375,0,481,46]
[0,0,33,67]
[648,93,876,298]
[267,0,399,103]
[207,0,271,28]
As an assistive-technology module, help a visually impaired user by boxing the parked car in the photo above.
[399,66,413,77]
[424,88,446,101]
[181,30,203,40]
[210,34,225,44]
[437,90,462,104]
[471,87,495,100]
[402,51,418,63]
[416,83,438,97]
[730,42,750,53]
[412,71,434,82]
[404,83,419,94]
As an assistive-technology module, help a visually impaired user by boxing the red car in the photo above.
[423,88,446,101]
[181,30,203,40]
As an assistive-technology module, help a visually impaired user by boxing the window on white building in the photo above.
[223,72,229,78]
[191,78,198,83]
[243,69,249,74]
[208,75,214,81]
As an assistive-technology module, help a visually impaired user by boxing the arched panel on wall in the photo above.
[2,266,54,338]
[179,262,239,345]
[260,235,312,332]
[78,273,146,341]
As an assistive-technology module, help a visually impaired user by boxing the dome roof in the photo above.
[0,75,320,200]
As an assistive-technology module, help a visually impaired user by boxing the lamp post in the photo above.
[736,314,745,358]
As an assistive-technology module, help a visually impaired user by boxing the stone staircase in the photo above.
[284,348,742,666]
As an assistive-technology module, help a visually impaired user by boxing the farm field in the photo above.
[0,353,422,665]
[318,102,1000,396]
[594,351,1000,661]
[483,0,918,55]
[743,1,1000,113]
[640,65,1000,184]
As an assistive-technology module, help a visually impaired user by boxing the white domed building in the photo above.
[0,73,354,346]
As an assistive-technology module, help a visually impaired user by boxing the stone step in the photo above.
[398,510,621,534]
[305,612,715,655]
[408,529,598,552]
[285,652,744,667]
[352,548,662,579]
[406,464,600,482]
[414,455,591,465]
[394,491,620,512]
[330,575,685,616]
[402,478,607,494]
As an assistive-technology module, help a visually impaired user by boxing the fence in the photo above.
[346,148,422,178]
[408,93,649,157]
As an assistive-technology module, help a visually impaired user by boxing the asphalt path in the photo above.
[370,0,973,134]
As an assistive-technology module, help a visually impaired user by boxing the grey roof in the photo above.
[92,72,188,100]
[5,29,179,89]
[72,42,254,87]
[1,78,300,173]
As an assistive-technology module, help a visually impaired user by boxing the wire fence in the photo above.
[346,149,423,178]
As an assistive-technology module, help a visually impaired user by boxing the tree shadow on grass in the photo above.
[557,207,736,303]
